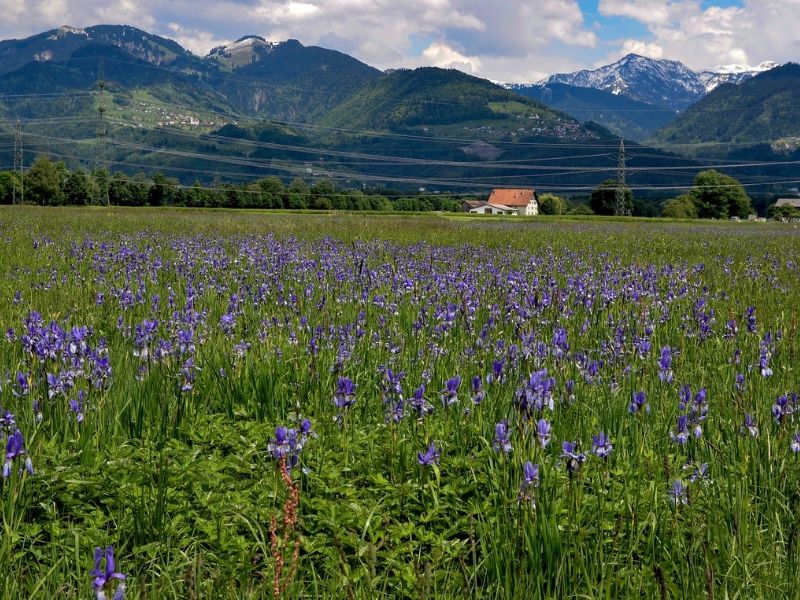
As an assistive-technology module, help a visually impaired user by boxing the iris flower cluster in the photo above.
[515,369,555,420]
[268,419,314,469]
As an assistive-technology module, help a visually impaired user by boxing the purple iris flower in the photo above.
[0,409,16,432]
[724,319,738,338]
[441,376,461,407]
[671,415,690,445]
[735,373,745,392]
[471,375,485,404]
[91,546,126,599]
[591,431,613,459]
[521,461,539,490]
[772,394,793,424]
[669,480,688,506]
[746,306,756,333]
[380,368,404,397]
[565,379,575,404]
[561,441,586,473]
[492,421,513,454]
[687,463,709,483]
[3,430,33,477]
[516,370,555,417]
[334,376,356,409]
[486,359,505,385]
[535,418,551,449]
[409,384,433,418]
[417,443,441,466]
[179,358,196,393]
[791,432,800,454]
[678,384,691,411]
[760,350,772,377]
[629,391,649,415]
[268,421,313,469]
[742,413,759,437]
[658,347,673,383]
[70,391,86,423]
[13,372,29,397]
[268,426,291,460]
[219,312,236,335]
[689,389,708,438]
[518,461,540,505]
[585,360,600,383]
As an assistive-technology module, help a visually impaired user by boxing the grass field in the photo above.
[0,206,799,599]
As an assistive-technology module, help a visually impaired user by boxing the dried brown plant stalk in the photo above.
[270,457,301,599]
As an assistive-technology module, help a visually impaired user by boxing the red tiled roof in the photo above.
[488,188,536,207]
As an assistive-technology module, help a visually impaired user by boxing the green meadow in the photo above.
[0,207,798,599]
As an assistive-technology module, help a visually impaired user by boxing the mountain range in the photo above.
[502,54,779,140]
[0,24,796,201]
[650,63,800,158]
[538,53,777,110]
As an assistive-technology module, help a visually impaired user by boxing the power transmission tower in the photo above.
[95,58,110,205]
[614,139,629,216]
[13,118,23,205]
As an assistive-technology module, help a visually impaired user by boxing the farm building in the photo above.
[487,189,539,216]
[470,203,516,215]
[775,198,800,208]
[462,189,540,216]
[461,200,486,212]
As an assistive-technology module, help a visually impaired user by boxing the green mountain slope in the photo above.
[207,39,382,120]
[650,63,800,156]
[511,82,678,141]
[0,25,203,75]
[319,67,589,136]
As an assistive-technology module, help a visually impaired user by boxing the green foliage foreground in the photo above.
[0,208,799,599]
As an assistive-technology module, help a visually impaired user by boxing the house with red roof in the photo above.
[487,189,539,216]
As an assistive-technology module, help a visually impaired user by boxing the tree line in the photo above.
[0,155,464,212]
[1,154,794,219]
[542,170,781,220]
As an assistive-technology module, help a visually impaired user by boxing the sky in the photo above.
[0,0,797,82]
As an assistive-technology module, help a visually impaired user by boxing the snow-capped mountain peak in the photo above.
[710,61,777,74]
[207,35,284,63]
[47,25,89,40]
[539,54,779,110]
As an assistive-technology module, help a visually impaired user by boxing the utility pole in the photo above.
[13,118,23,205]
[614,139,628,216]
[95,58,110,205]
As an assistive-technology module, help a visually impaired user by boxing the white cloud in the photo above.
[38,0,70,24]
[167,22,231,56]
[0,0,598,80]
[602,0,800,70]
[619,39,664,59]
[0,0,794,82]
[0,0,27,23]
[421,41,481,74]
[599,0,682,26]
[92,0,157,31]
